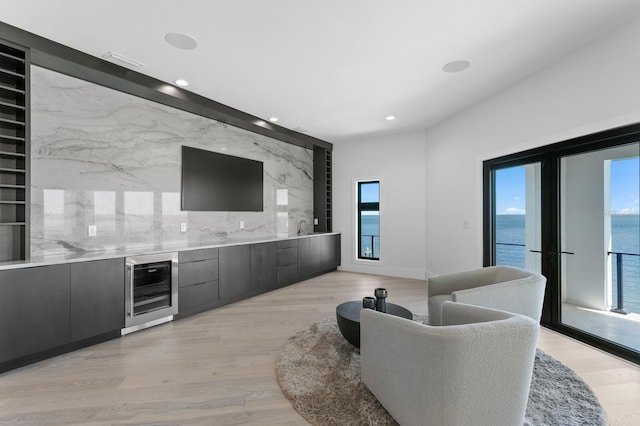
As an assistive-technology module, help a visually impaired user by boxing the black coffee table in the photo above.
[336,301,413,348]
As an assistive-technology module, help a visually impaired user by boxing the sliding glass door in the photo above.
[559,143,640,352]
[484,123,640,363]
[492,163,542,274]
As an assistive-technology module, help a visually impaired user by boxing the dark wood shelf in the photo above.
[0,83,25,94]
[0,134,25,142]
[0,118,26,126]
[0,100,25,110]
[0,67,24,79]
[0,200,26,204]
[0,167,26,174]
[0,184,26,189]
[0,151,25,158]
[0,51,25,63]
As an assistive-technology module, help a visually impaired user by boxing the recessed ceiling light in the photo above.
[443,60,471,73]
[386,115,396,121]
[269,117,279,122]
[175,79,189,87]
[165,33,199,50]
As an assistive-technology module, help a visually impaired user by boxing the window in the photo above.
[357,181,380,260]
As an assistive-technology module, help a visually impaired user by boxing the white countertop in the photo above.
[0,232,340,271]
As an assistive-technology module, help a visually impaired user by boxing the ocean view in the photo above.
[360,215,380,258]
[496,214,640,313]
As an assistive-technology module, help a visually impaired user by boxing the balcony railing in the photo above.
[495,242,525,269]
[608,251,640,315]
[360,234,380,259]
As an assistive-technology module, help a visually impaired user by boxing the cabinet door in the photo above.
[219,245,251,303]
[322,234,341,271]
[251,242,276,295]
[310,236,323,274]
[179,280,218,313]
[298,237,311,278]
[0,264,71,364]
[70,258,125,342]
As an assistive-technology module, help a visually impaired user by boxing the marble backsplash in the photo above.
[30,66,313,257]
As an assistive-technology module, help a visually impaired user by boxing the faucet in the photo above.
[297,220,307,236]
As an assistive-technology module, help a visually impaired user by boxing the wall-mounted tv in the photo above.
[181,145,263,211]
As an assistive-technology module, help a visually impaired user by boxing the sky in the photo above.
[495,157,639,215]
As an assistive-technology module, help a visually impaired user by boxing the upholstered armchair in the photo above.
[427,265,546,325]
[360,302,539,426]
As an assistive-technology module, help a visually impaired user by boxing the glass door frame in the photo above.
[483,122,640,364]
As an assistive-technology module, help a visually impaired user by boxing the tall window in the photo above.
[358,181,380,260]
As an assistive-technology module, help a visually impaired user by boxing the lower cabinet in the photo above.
[0,264,71,364]
[251,242,277,295]
[277,239,299,287]
[178,248,219,316]
[70,258,125,342]
[219,245,251,303]
[322,234,341,270]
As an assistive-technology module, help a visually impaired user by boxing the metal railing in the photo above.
[608,251,640,314]
[360,234,380,259]
[495,242,525,269]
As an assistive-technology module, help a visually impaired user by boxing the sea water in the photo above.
[496,214,640,313]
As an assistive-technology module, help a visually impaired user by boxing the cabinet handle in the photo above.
[128,265,135,318]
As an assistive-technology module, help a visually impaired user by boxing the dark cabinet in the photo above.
[178,248,219,316]
[251,242,277,295]
[310,236,323,274]
[70,258,125,342]
[298,237,311,278]
[277,239,299,287]
[0,264,71,364]
[219,245,251,303]
[322,234,341,270]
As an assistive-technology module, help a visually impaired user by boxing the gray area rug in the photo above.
[276,317,607,426]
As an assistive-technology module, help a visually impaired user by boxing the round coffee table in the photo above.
[336,301,413,348]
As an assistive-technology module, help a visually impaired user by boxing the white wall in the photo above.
[333,131,427,279]
[424,15,640,274]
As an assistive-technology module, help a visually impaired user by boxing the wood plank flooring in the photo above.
[0,271,638,425]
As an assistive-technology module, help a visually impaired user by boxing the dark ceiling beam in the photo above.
[0,21,332,151]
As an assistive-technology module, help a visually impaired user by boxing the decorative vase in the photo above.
[374,288,387,312]
[362,297,376,309]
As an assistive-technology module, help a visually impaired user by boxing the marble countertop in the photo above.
[0,232,340,271]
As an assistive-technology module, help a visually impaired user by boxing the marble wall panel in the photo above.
[30,66,313,256]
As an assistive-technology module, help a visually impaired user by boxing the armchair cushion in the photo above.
[427,266,546,325]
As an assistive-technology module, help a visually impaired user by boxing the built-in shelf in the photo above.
[0,118,25,126]
[0,151,25,158]
[0,51,25,63]
[0,167,26,173]
[0,83,25,95]
[0,101,25,110]
[0,41,28,261]
[0,67,24,79]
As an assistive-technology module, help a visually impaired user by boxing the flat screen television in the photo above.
[181,145,263,211]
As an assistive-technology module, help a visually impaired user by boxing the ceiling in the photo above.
[2,1,640,144]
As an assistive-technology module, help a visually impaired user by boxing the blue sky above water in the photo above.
[495,157,639,215]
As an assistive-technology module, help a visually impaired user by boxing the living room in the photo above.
[1,2,639,425]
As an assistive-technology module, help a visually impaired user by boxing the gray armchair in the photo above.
[427,265,546,325]
[361,302,539,426]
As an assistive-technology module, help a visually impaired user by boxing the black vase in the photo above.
[362,296,376,309]
[374,288,387,313]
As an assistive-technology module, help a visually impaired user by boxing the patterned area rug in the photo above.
[276,317,607,426]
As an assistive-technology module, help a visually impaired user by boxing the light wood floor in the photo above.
[0,271,638,425]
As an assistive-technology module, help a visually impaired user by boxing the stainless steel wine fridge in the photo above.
[123,252,178,334]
